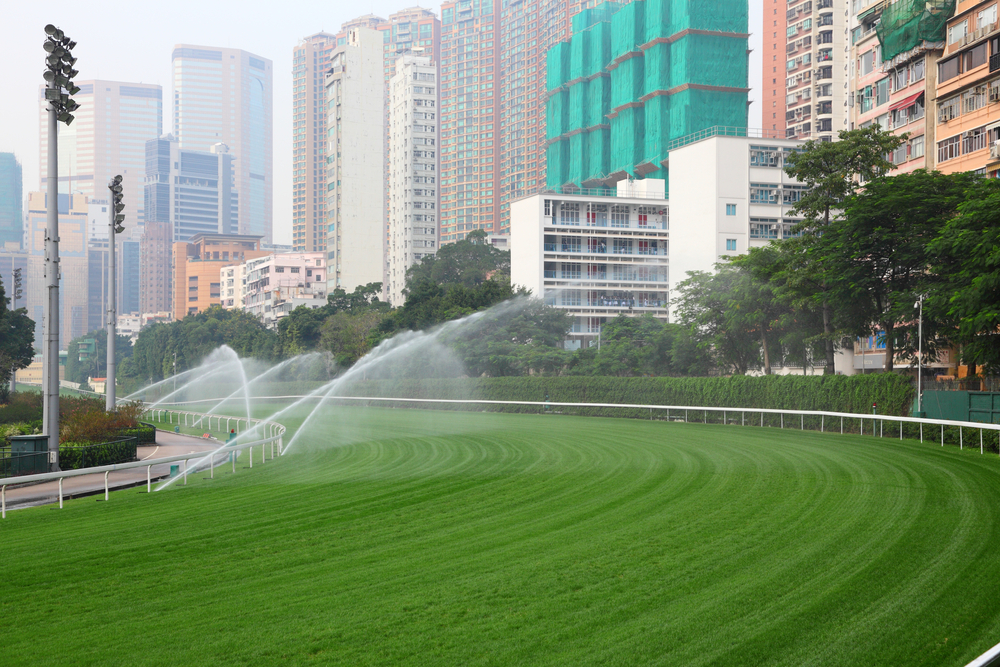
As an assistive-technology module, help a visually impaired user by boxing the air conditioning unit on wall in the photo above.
[991,140,1000,159]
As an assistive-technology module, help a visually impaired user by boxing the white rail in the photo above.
[0,408,286,518]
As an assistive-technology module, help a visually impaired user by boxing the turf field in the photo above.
[4,406,1000,666]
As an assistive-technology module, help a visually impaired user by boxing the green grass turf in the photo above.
[4,406,1000,666]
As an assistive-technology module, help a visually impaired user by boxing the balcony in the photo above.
[991,52,1000,73]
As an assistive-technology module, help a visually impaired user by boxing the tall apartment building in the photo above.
[388,56,441,307]
[292,33,337,253]
[933,0,1000,176]
[0,153,22,250]
[770,0,850,141]
[144,135,238,242]
[326,28,386,293]
[38,80,162,230]
[498,0,590,232]
[172,45,273,243]
[140,220,173,316]
[221,252,326,327]
[545,1,749,194]
[439,0,502,243]
[850,0,952,171]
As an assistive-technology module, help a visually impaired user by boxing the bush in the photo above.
[60,400,147,445]
[337,374,917,417]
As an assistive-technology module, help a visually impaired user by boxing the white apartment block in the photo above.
[387,55,440,307]
[221,252,326,328]
[326,28,385,295]
[511,179,669,349]
[668,132,808,304]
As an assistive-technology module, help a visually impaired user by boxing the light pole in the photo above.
[41,23,80,471]
[915,295,924,415]
[106,175,124,411]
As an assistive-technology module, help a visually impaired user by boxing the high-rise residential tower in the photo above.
[326,28,386,293]
[172,45,273,243]
[439,0,502,243]
[38,80,162,230]
[779,0,850,141]
[498,0,590,232]
[388,55,441,306]
[0,153,22,250]
[292,33,338,253]
[762,0,789,136]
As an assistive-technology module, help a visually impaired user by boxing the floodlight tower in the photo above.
[41,23,80,470]
[106,175,124,411]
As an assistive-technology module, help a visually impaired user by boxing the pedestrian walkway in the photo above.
[2,430,220,511]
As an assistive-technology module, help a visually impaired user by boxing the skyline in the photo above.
[0,0,763,246]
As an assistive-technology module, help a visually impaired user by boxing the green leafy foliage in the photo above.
[0,278,35,403]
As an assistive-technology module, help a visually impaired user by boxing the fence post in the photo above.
[724,410,727,425]
[961,427,963,450]
[104,471,109,501]
[801,414,804,430]
[742,411,745,427]
[841,417,843,434]
[981,429,984,455]
[761,412,764,428]
[147,465,151,493]
[920,423,923,443]
[232,452,236,474]
[880,420,883,438]
[2,485,5,519]
[59,477,63,509]
[685,410,688,422]
[250,446,253,469]
[781,414,784,429]
[899,421,902,441]
[942,424,944,446]
[184,459,188,485]
[821,415,824,433]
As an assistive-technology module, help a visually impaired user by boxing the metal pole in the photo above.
[43,102,60,472]
[104,471,109,501]
[106,187,117,412]
[917,297,923,414]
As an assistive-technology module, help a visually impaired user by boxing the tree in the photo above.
[673,268,763,375]
[64,329,134,384]
[404,228,510,291]
[782,126,907,373]
[0,279,35,403]
[812,170,977,371]
[929,177,1000,373]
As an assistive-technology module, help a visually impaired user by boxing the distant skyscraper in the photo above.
[388,55,441,307]
[498,0,589,232]
[144,135,238,242]
[325,27,385,293]
[292,33,338,253]
[38,80,162,230]
[172,45,273,243]
[0,153,23,250]
[439,0,501,243]
[139,219,173,316]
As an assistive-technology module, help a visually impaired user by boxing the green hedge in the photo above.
[330,374,916,417]
[59,437,138,471]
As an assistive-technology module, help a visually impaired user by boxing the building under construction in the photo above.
[545,0,750,192]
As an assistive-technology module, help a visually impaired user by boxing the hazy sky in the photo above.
[0,1,763,246]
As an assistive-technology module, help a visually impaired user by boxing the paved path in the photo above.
[2,430,221,511]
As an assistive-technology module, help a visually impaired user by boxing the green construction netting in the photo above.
[572,1,625,34]
[570,29,591,81]
[547,89,568,142]
[585,128,612,185]
[587,22,613,76]
[610,106,645,177]
[569,132,588,187]
[610,0,646,58]
[547,141,570,189]
[610,56,644,110]
[547,41,571,92]
[568,80,587,133]
[877,0,955,62]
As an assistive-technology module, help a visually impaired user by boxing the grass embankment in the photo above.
[3,407,1000,666]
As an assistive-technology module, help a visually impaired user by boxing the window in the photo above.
[937,134,961,162]
[749,218,780,239]
[892,143,908,165]
[979,4,998,29]
[275,266,285,273]
[876,78,890,106]
[750,146,782,167]
[860,50,875,75]
[939,57,961,83]
[726,239,737,251]
[559,202,580,225]
[610,205,629,228]
[893,67,908,91]
[562,263,581,279]
[963,125,989,154]
[964,86,986,114]
[910,135,925,160]
[966,43,988,71]
[948,20,968,44]
[612,239,633,254]
[726,203,737,216]
[910,58,925,82]
[749,183,780,204]
[938,95,960,122]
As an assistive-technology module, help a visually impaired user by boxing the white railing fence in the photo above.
[0,408,285,519]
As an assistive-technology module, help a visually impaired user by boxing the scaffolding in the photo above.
[546,0,748,192]
[876,0,956,62]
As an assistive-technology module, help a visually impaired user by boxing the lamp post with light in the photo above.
[41,23,80,471]
[106,175,124,411]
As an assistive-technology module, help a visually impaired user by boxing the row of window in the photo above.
[749,183,809,205]
[937,124,1000,162]
[938,79,1000,121]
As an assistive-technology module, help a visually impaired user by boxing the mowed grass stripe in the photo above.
[3,407,1000,666]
